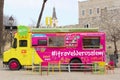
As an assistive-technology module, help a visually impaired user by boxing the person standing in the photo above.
[113,51,119,67]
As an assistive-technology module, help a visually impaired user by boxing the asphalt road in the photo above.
[0,58,120,80]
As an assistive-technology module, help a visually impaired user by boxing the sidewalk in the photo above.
[0,58,120,80]
[0,68,120,80]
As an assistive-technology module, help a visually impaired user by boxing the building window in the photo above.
[97,8,99,14]
[89,9,92,15]
[82,10,85,16]
[84,24,89,28]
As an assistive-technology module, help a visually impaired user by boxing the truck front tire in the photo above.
[8,59,21,70]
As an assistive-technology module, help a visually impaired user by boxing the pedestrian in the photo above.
[106,59,115,70]
[113,51,119,67]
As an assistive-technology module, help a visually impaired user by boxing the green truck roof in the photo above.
[31,28,99,33]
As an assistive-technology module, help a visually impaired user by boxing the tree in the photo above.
[0,0,4,54]
[3,15,17,52]
[100,7,120,53]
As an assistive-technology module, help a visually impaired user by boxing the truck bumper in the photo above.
[3,61,8,65]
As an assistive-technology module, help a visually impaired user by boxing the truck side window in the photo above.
[83,37,100,49]
[13,38,17,48]
[19,40,27,47]
[49,36,64,47]
[38,40,47,46]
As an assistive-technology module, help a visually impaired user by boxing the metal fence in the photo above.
[24,62,106,74]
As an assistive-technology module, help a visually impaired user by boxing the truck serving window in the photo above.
[19,40,27,47]
[49,36,64,47]
[83,37,100,49]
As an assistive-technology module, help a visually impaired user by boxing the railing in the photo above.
[24,62,106,74]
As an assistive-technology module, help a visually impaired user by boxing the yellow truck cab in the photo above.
[3,26,42,70]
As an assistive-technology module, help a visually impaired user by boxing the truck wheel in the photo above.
[70,59,82,71]
[8,59,21,70]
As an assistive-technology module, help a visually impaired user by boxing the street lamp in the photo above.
[8,16,14,47]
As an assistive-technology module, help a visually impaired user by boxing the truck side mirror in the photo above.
[13,38,17,48]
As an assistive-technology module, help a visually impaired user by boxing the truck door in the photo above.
[18,39,31,65]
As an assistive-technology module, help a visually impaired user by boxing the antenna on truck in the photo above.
[36,0,47,28]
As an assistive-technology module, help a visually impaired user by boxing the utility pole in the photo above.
[0,0,4,54]
[36,0,47,28]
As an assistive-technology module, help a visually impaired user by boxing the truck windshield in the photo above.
[12,38,17,48]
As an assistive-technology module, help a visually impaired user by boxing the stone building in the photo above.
[78,0,120,28]
[78,0,120,53]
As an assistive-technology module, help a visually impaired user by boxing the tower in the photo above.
[52,7,58,27]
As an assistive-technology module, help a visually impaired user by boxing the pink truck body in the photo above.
[32,32,106,64]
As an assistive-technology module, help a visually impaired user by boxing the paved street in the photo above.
[0,58,120,80]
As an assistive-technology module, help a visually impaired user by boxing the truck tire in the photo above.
[8,59,21,70]
[70,59,82,71]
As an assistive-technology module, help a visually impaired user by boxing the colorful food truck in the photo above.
[3,26,106,70]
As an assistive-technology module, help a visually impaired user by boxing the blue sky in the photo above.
[4,0,87,26]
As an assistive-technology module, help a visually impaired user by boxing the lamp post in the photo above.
[8,16,14,47]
